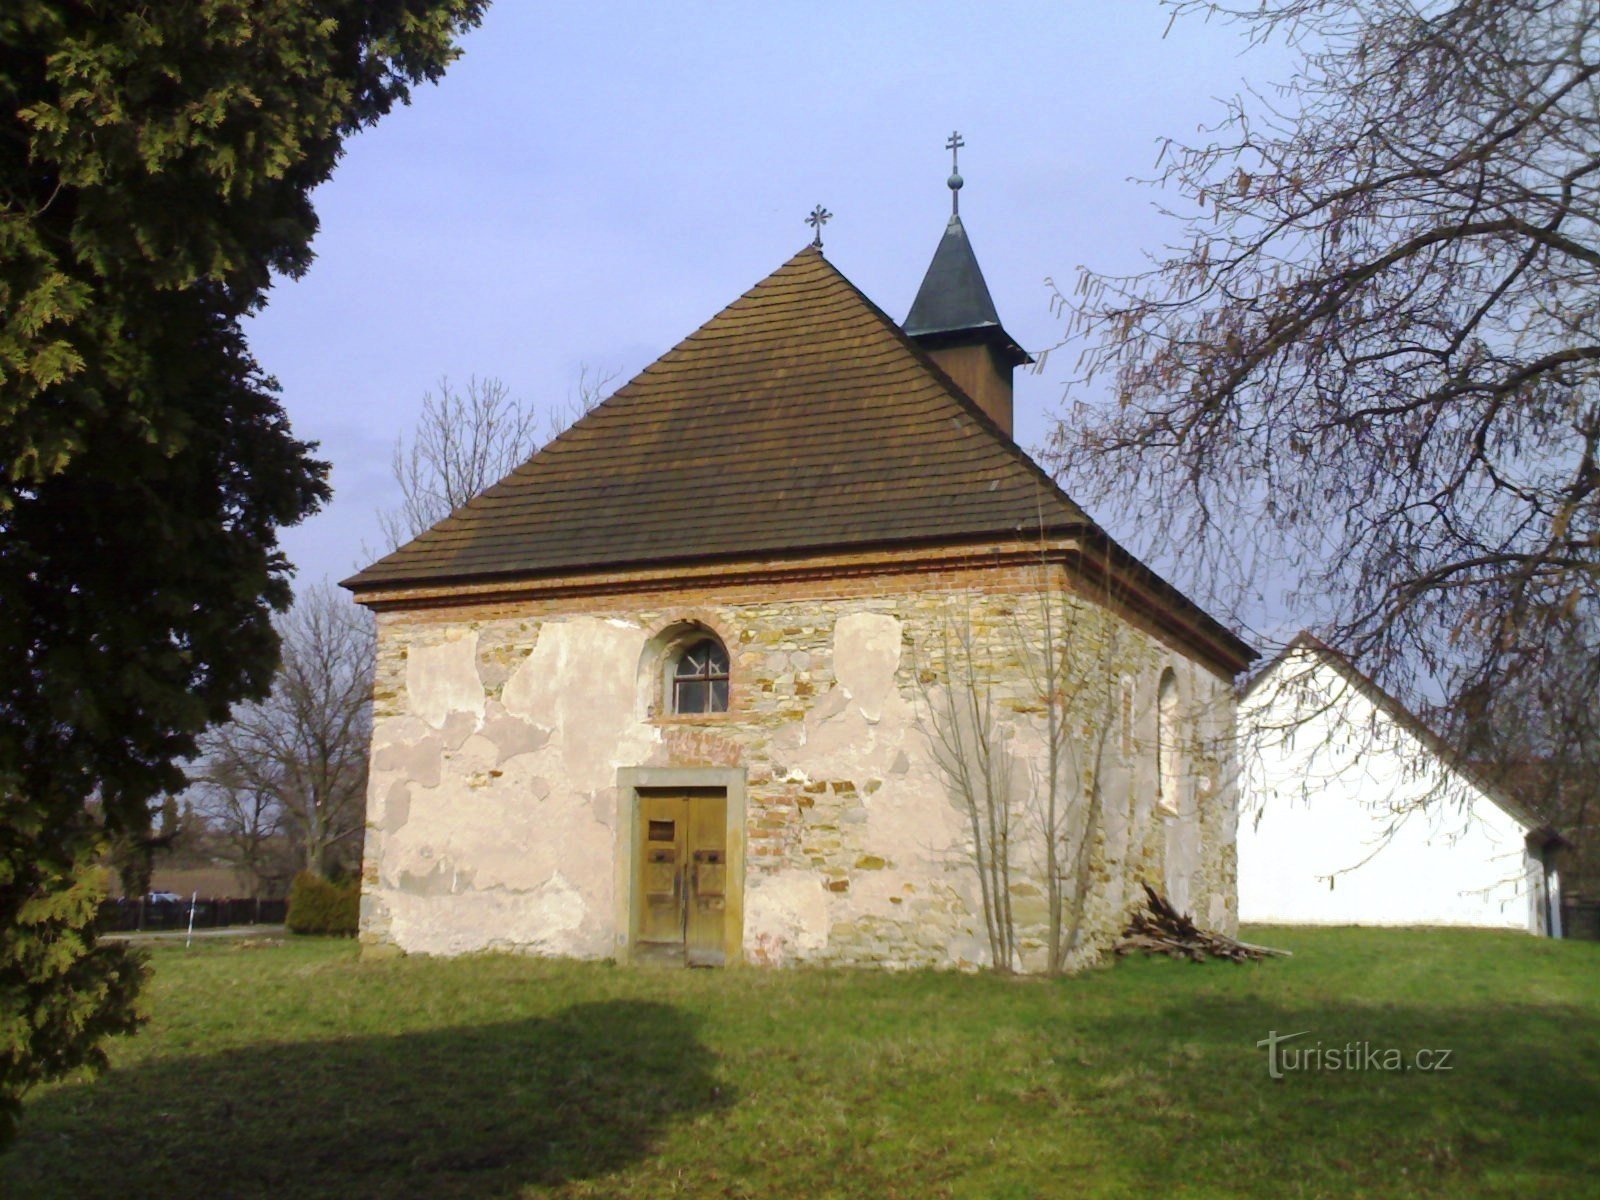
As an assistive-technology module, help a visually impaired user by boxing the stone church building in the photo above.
[344,190,1255,972]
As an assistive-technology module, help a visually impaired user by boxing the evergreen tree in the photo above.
[0,1,487,1145]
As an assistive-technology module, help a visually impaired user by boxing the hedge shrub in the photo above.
[285,872,359,936]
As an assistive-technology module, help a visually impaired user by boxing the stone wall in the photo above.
[360,559,1240,970]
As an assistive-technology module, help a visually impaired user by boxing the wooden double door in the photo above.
[637,790,729,966]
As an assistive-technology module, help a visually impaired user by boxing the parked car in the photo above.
[146,891,183,904]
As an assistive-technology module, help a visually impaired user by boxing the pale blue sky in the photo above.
[245,2,1291,598]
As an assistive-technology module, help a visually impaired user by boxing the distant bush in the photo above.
[285,872,359,936]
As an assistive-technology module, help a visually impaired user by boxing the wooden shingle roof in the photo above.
[345,245,1093,591]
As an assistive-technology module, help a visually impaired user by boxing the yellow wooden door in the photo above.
[636,790,730,964]
[685,792,728,967]
[638,794,688,945]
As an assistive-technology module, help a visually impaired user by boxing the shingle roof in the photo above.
[344,245,1092,591]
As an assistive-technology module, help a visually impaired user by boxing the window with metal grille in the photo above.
[672,637,730,714]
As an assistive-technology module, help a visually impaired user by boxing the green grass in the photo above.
[3,927,1597,1199]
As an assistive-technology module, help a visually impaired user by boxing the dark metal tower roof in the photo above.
[903,213,1001,338]
[904,213,1032,366]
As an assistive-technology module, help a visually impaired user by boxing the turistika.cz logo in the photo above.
[1256,1030,1454,1079]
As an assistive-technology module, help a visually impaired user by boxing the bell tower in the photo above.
[903,132,1032,438]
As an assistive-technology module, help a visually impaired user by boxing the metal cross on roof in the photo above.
[806,204,832,249]
[946,130,965,215]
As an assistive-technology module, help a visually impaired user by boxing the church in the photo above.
[343,158,1255,971]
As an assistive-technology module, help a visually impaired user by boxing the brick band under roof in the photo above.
[345,245,1093,591]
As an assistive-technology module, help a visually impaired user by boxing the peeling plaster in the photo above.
[381,782,411,834]
[406,634,485,728]
[440,710,479,752]
[831,612,902,722]
[501,617,654,785]
[386,870,594,957]
[373,737,442,790]
[479,703,552,765]
[745,871,830,965]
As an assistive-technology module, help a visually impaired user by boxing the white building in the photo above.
[1237,633,1562,933]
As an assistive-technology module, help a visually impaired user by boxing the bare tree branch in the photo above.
[192,583,373,881]
[377,368,618,552]
[1046,0,1600,786]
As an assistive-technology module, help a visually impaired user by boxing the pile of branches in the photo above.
[1115,884,1289,963]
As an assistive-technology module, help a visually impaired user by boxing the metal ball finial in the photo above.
[948,171,964,192]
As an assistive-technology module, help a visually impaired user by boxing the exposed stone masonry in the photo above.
[361,559,1239,971]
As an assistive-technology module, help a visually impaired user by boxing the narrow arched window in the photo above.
[672,637,730,714]
[1157,668,1180,814]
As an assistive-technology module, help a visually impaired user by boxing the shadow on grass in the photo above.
[1061,987,1600,1195]
[7,999,730,1200]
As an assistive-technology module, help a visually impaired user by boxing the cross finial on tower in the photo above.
[806,204,832,250]
[946,130,965,216]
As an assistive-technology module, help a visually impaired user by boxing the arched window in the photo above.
[1156,668,1180,814]
[671,637,730,714]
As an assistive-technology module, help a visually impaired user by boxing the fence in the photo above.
[98,896,289,934]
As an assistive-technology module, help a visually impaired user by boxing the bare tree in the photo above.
[1463,619,1600,894]
[544,364,618,444]
[378,376,540,550]
[189,760,289,898]
[1048,0,1600,769]
[918,560,1138,975]
[1015,573,1124,973]
[378,368,617,550]
[196,583,372,880]
[918,605,1019,973]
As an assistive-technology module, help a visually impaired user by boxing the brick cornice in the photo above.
[350,539,1080,609]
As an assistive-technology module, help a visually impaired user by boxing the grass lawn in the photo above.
[2,927,1596,1199]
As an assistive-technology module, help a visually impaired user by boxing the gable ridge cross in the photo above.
[806,204,832,250]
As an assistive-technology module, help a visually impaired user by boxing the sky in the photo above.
[245,1,1296,607]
